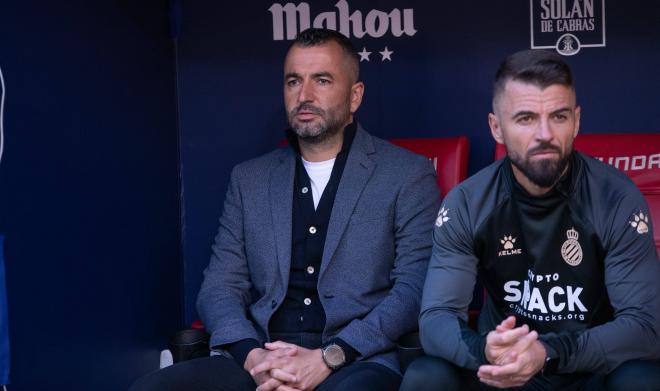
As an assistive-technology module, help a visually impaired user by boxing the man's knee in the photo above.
[128,365,184,391]
[128,356,254,391]
[400,356,462,391]
[605,360,660,391]
[317,362,401,391]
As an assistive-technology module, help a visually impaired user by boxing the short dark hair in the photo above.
[493,49,574,107]
[291,28,360,81]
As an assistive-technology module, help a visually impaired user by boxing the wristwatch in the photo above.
[542,355,559,376]
[321,343,346,370]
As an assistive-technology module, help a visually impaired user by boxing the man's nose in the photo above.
[536,117,553,141]
[297,80,314,103]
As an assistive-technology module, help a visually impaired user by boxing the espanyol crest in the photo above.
[561,227,583,266]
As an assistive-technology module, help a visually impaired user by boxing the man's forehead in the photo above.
[285,42,357,78]
[285,42,342,64]
[499,80,576,109]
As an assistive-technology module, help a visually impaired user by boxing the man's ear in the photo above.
[489,112,504,145]
[349,81,364,114]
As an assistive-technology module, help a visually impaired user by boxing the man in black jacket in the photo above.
[402,49,660,390]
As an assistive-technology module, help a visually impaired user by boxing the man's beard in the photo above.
[288,103,349,144]
[509,142,572,188]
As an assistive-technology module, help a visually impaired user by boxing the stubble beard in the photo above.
[288,103,350,145]
[509,141,572,188]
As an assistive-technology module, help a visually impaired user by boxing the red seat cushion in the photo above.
[390,137,470,198]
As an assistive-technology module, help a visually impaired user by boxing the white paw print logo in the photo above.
[500,235,516,249]
[630,212,649,234]
[435,207,450,227]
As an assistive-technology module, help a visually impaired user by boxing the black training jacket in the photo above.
[420,152,660,374]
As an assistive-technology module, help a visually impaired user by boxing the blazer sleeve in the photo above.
[336,159,441,358]
[196,165,263,349]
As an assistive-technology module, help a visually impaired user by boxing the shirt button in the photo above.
[303,297,312,306]
[306,266,315,274]
[302,187,309,194]
[300,316,304,322]
[309,226,317,234]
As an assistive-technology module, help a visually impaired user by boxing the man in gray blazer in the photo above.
[130,28,439,391]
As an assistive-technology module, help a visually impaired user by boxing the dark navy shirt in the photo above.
[269,122,356,333]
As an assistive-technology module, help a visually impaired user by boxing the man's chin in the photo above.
[525,160,566,187]
[291,127,329,144]
[293,128,323,139]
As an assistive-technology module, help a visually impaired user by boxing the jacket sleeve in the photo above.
[546,191,660,374]
[335,159,441,358]
[418,187,488,370]
[196,166,263,350]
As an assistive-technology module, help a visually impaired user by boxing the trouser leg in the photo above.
[604,359,660,391]
[315,361,401,391]
[128,355,256,391]
[399,355,468,391]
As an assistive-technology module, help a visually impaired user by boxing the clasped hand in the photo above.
[244,341,331,391]
[477,316,547,388]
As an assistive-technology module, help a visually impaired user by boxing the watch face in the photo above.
[323,344,345,368]
[543,357,559,375]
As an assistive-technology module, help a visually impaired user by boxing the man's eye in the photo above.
[517,116,533,124]
[318,78,331,85]
[287,79,300,87]
[554,113,568,121]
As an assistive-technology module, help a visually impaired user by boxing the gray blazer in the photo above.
[197,126,440,372]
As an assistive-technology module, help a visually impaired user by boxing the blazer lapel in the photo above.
[269,149,295,288]
[320,127,376,277]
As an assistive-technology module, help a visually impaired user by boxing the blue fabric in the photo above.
[0,235,9,385]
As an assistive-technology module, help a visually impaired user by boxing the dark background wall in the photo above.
[177,0,660,325]
[0,1,658,390]
[0,1,182,390]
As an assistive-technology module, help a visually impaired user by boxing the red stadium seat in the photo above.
[495,133,660,255]
[390,137,470,198]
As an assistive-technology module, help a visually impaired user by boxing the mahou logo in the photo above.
[269,1,417,41]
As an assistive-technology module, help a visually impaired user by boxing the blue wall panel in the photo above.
[0,1,182,390]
